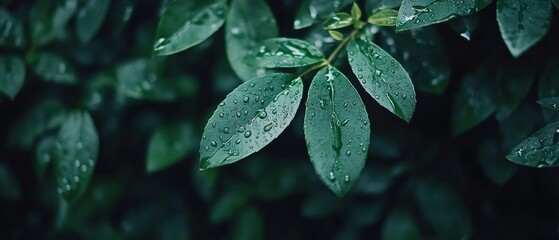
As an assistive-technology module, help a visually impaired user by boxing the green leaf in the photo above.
[477,0,494,10]
[478,138,517,186]
[146,123,195,173]
[347,38,416,122]
[0,8,25,48]
[246,38,325,68]
[199,73,303,170]
[35,136,58,178]
[304,67,370,197]
[232,207,264,240]
[378,27,450,94]
[448,15,480,41]
[0,162,20,201]
[538,97,559,111]
[368,9,399,26]
[366,0,402,14]
[55,111,99,202]
[226,0,278,81]
[495,64,536,120]
[381,207,421,240]
[554,0,559,9]
[31,52,77,84]
[301,192,344,218]
[396,0,476,32]
[0,55,25,100]
[294,0,353,29]
[210,189,248,223]
[506,121,559,167]
[75,0,110,43]
[153,0,227,56]
[539,59,559,122]
[351,3,362,20]
[328,30,344,41]
[116,59,198,101]
[29,0,78,47]
[323,13,353,30]
[497,0,551,57]
[451,73,496,136]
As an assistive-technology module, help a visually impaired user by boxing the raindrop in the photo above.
[65,184,71,191]
[76,142,83,149]
[401,94,408,100]
[219,113,225,118]
[74,176,80,183]
[81,165,88,172]
[372,53,380,59]
[345,150,351,156]
[236,112,242,117]
[88,159,94,166]
[329,171,336,181]
[211,141,217,147]
[223,127,229,133]
[341,119,349,126]
[243,96,250,103]
[344,174,350,182]
[244,131,252,138]
[74,160,80,167]
[263,123,273,132]
[258,110,267,119]
[235,139,241,144]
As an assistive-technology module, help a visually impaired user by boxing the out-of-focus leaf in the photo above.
[497,0,551,57]
[506,121,559,168]
[366,0,402,14]
[451,73,496,136]
[0,162,20,201]
[495,64,536,120]
[368,9,398,26]
[554,0,559,9]
[304,67,369,197]
[75,0,110,43]
[0,8,25,48]
[0,55,25,100]
[226,0,278,81]
[349,199,384,226]
[293,0,353,29]
[448,15,480,41]
[539,59,559,122]
[254,162,301,200]
[352,163,395,195]
[108,0,135,35]
[538,97,559,111]
[35,136,58,177]
[29,0,78,46]
[378,27,450,94]
[146,123,195,173]
[351,3,362,20]
[31,52,77,84]
[396,0,476,32]
[199,74,303,170]
[323,13,353,30]
[381,207,421,240]
[232,207,264,240]
[153,0,227,55]
[347,37,416,122]
[55,111,99,202]
[210,189,249,224]
[499,104,539,151]
[301,192,344,218]
[246,38,324,68]
[478,138,517,186]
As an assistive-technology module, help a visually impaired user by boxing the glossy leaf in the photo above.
[347,38,416,122]
[506,121,559,168]
[448,15,480,41]
[75,0,110,43]
[368,9,398,26]
[55,111,99,202]
[396,0,476,32]
[29,0,78,47]
[31,52,77,84]
[246,38,324,68]
[226,0,278,81]
[451,73,496,136]
[293,0,353,29]
[199,74,303,170]
[366,0,402,13]
[378,27,450,94]
[381,207,421,240]
[0,8,25,48]
[146,123,195,173]
[539,59,559,122]
[323,13,353,30]
[538,97,559,111]
[0,55,25,100]
[351,3,362,20]
[497,0,551,57]
[304,67,370,197]
[329,30,344,41]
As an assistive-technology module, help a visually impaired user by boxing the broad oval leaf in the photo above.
[396,0,476,32]
[494,63,536,120]
[30,0,77,47]
[323,13,353,30]
[368,9,399,26]
[31,52,77,84]
[497,0,551,57]
[146,123,195,173]
[0,8,25,48]
[75,0,110,43]
[381,207,421,240]
[199,73,303,170]
[451,73,496,136]
[478,138,517,186]
[226,0,278,81]
[304,67,370,197]
[246,38,324,68]
[55,111,99,202]
[0,55,25,100]
[506,121,559,168]
[347,38,416,122]
[294,0,353,29]
[538,97,559,111]
[153,0,227,56]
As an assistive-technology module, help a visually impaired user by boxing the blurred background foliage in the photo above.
[1,0,559,239]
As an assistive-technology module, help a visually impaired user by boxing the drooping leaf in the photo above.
[153,0,227,55]
[29,0,78,47]
[451,73,496,136]
[539,59,559,122]
[328,30,344,41]
[381,207,421,240]
[506,121,559,168]
[396,0,476,32]
[378,27,450,94]
[0,55,25,100]
[31,52,77,84]
[538,97,559,111]
[55,111,99,202]
[231,207,264,240]
[199,73,303,170]
[304,67,370,197]
[0,8,25,48]
[146,123,195,173]
[494,62,536,120]
[368,9,399,26]
[448,14,480,41]
[75,0,110,43]
[351,3,362,20]
[246,38,324,68]
[323,13,353,30]
[496,0,551,57]
[293,0,353,29]
[347,37,416,122]
[366,0,402,14]
[226,0,278,81]
[116,59,198,101]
